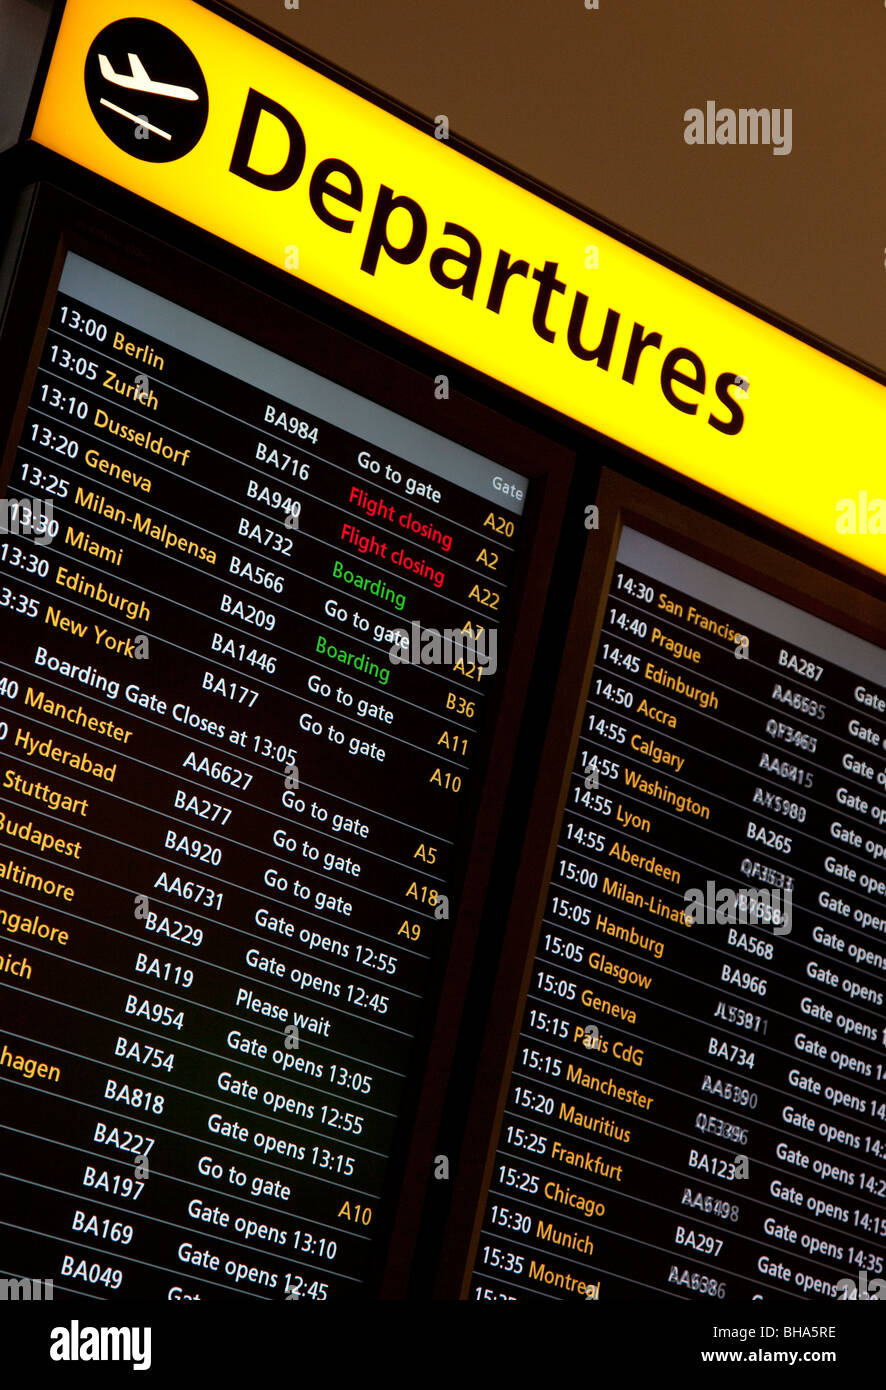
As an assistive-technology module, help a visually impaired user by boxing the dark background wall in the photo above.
[242,0,886,373]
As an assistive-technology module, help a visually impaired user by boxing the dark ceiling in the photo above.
[239,0,886,374]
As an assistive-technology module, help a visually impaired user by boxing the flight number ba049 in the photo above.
[60,1256,122,1290]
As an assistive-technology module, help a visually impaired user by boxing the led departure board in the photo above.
[467,525,886,1301]
[0,251,532,1300]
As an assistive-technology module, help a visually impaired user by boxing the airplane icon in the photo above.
[96,51,199,141]
[97,52,199,102]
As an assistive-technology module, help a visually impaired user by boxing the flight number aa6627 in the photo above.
[182,751,253,790]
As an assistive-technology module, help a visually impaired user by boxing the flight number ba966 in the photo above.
[719,963,767,996]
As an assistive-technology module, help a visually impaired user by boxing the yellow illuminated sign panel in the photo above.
[31,0,886,575]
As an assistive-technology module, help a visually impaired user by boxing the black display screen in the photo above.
[0,253,530,1299]
[469,525,886,1301]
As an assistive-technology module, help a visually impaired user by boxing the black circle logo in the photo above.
[84,19,208,163]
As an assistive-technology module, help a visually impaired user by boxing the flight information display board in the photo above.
[0,251,531,1300]
[467,525,886,1301]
